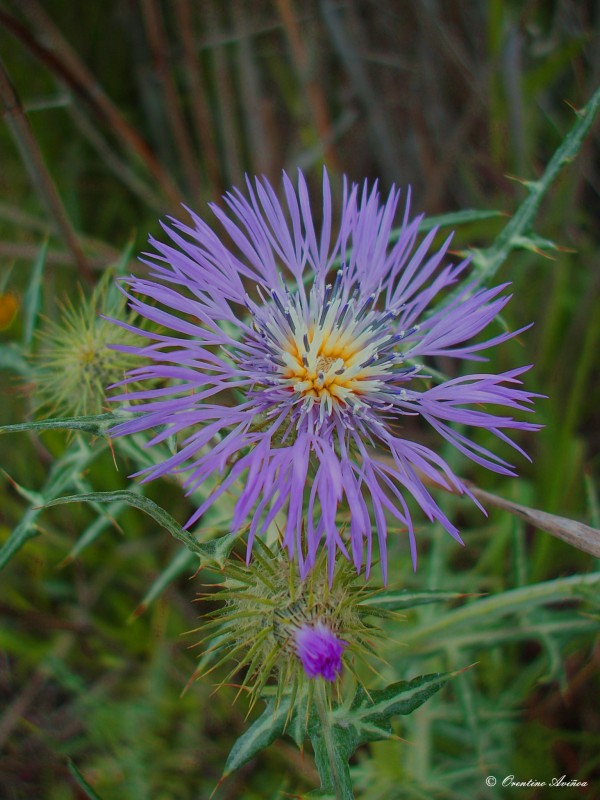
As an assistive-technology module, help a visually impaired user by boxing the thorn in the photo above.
[128,603,147,623]
[563,98,584,118]
[454,661,480,676]
[107,437,118,470]
[1,468,18,489]
[504,173,540,191]
[181,667,202,697]
[210,775,227,800]
[190,561,204,579]
[529,246,555,261]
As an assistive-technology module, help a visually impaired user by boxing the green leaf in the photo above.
[222,673,453,789]
[510,233,560,254]
[416,208,504,233]
[0,439,105,571]
[401,572,600,651]
[327,671,451,752]
[223,697,291,776]
[23,240,47,347]
[131,545,196,619]
[468,86,600,290]
[417,617,597,652]
[310,725,355,800]
[0,413,118,437]
[310,682,355,800]
[61,493,135,564]
[44,490,206,557]
[194,531,238,567]
[0,509,41,573]
[359,589,469,612]
[308,672,453,798]
[348,671,453,730]
[67,759,106,800]
[0,343,31,376]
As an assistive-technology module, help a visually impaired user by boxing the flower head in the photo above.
[193,540,379,705]
[34,271,141,417]
[294,623,347,681]
[109,170,539,579]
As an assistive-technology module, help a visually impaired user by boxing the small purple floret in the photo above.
[294,623,347,681]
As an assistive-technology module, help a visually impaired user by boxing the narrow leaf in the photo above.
[472,86,600,288]
[350,671,452,726]
[44,490,205,556]
[223,697,291,776]
[417,208,504,233]
[0,440,104,570]
[23,239,47,347]
[359,589,468,612]
[67,759,105,800]
[465,482,600,558]
[0,344,31,376]
[401,573,600,649]
[131,545,196,619]
[0,413,117,437]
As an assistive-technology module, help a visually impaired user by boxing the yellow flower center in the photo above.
[278,324,384,416]
[257,280,414,420]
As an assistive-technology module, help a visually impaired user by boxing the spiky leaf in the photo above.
[223,697,291,776]
[0,413,117,437]
[44,490,204,556]
[359,589,469,612]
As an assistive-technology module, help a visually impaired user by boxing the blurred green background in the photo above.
[0,1,599,798]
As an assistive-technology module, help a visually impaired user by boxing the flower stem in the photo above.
[466,86,600,291]
[312,679,354,800]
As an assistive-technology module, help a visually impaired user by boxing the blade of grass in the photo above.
[140,0,200,199]
[2,0,183,205]
[130,545,196,620]
[275,0,340,169]
[320,0,401,180]
[22,240,47,347]
[67,759,106,800]
[0,57,90,278]
[174,0,223,194]
[0,438,107,570]
[202,0,243,187]
[402,572,600,648]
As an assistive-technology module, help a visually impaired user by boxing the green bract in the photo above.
[192,539,391,711]
[32,272,141,417]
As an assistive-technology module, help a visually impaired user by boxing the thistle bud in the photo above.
[32,272,141,417]
[194,540,384,708]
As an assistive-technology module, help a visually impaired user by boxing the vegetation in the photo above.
[0,2,598,798]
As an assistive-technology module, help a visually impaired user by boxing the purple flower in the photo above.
[294,623,347,681]
[108,170,540,580]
